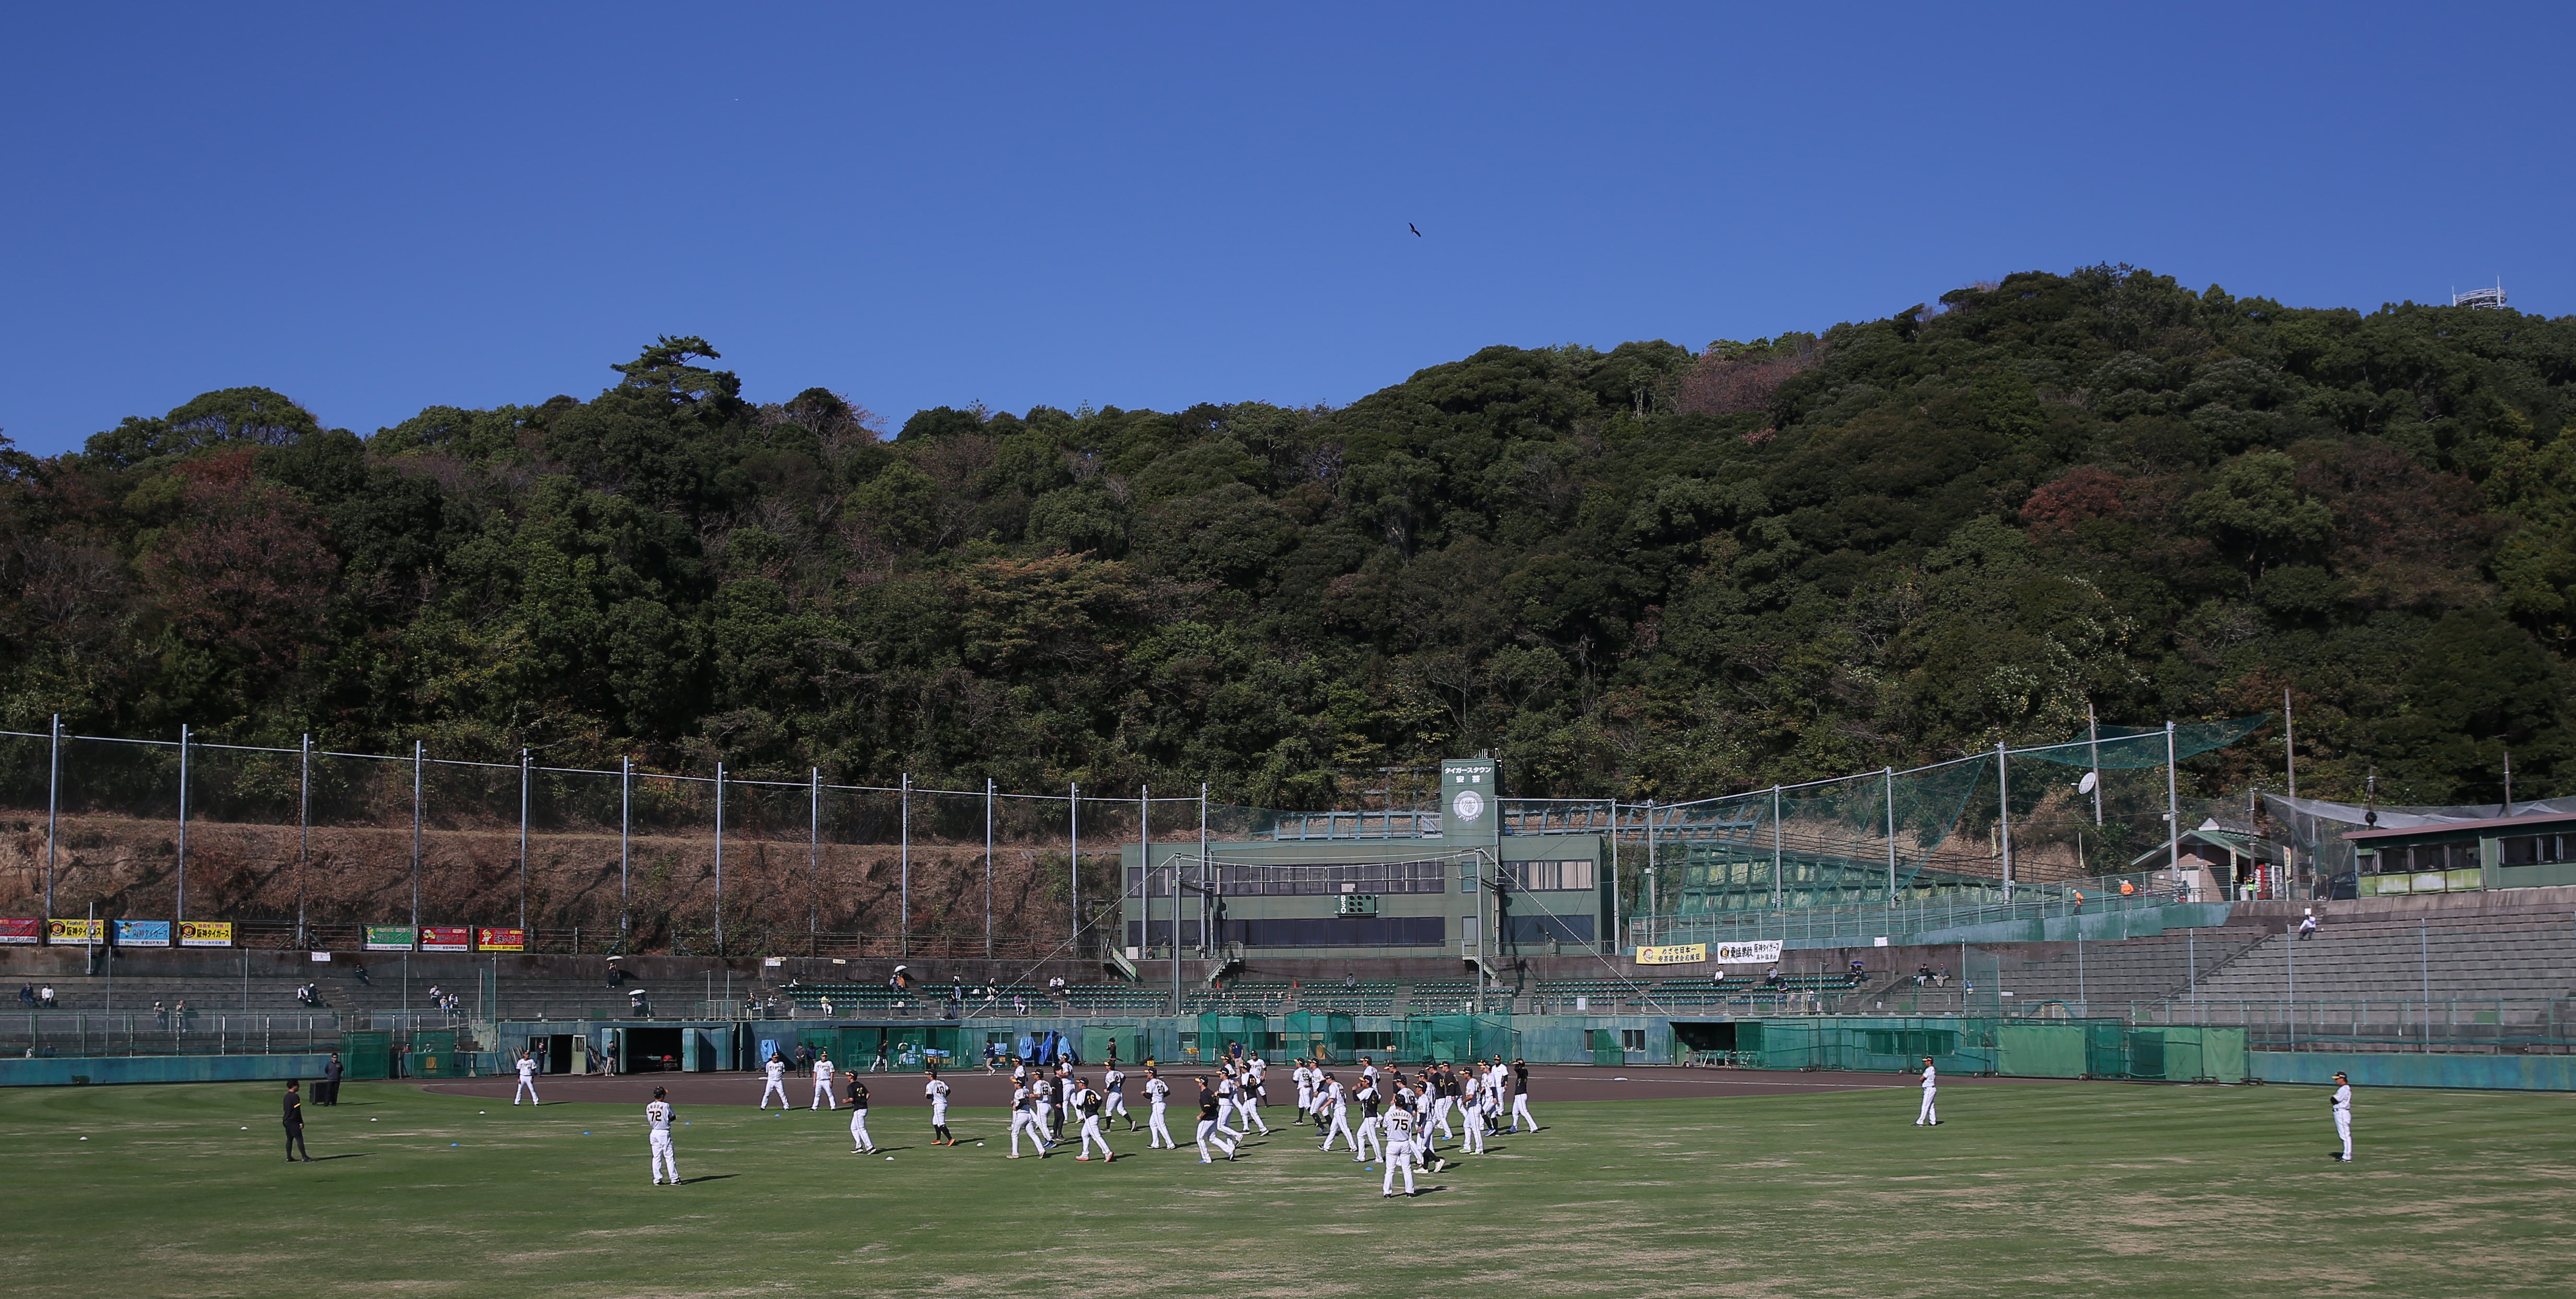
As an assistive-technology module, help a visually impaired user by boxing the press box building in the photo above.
[1119,756,1616,963]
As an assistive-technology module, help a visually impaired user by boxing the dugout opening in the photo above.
[623,1026,684,1071]
[1671,1022,1738,1053]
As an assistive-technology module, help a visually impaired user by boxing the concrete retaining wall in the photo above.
[0,1052,333,1087]
[2250,1050,2576,1092]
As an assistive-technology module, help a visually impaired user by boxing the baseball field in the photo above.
[3,1073,2569,1296]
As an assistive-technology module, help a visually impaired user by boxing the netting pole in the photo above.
[176,724,190,922]
[1884,767,1897,905]
[1069,781,1080,952]
[1607,798,1621,950]
[518,750,531,934]
[618,756,631,946]
[809,767,821,956]
[1643,798,1657,942]
[2165,721,2181,878]
[44,715,58,918]
[2087,702,2103,824]
[409,740,422,930]
[297,734,309,950]
[716,762,731,956]
[1137,784,1150,974]
[899,773,911,959]
[1995,742,2013,900]
[1770,786,1783,909]
[984,777,995,959]
[1187,784,1201,1009]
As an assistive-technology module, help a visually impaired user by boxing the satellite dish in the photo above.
[2076,771,2098,794]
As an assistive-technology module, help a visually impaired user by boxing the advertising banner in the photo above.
[475,927,525,952]
[364,926,416,951]
[0,918,40,945]
[113,919,171,947]
[1635,943,1708,965]
[1714,940,1785,965]
[177,921,235,948]
[47,918,103,945]
[421,925,471,952]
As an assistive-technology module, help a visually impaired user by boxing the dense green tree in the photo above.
[5,266,2573,812]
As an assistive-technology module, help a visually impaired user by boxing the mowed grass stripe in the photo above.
[3,1079,2571,1297]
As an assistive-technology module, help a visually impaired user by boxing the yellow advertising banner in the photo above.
[177,921,235,948]
[1635,942,1708,965]
[47,918,104,945]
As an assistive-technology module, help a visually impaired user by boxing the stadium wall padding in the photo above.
[0,1052,332,1086]
[2251,1050,2576,1092]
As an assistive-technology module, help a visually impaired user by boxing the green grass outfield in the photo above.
[4,1079,2572,1296]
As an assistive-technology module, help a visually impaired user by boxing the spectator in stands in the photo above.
[1762,966,1784,989]
[152,1000,168,1027]
[1013,993,1028,1015]
[1915,964,1932,987]
[17,983,32,1008]
[820,995,834,1017]
[348,962,369,986]
[1849,958,1868,978]
[628,986,650,1015]
[39,984,56,1008]
[2297,910,2320,940]
[175,999,192,1024]
[1933,965,1948,988]
[296,983,317,1008]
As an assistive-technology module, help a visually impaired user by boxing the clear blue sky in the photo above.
[3,3,2568,455]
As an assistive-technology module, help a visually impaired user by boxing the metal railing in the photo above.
[2,1012,353,1058]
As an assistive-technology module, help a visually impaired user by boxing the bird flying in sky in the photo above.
[1408,223,1421,237]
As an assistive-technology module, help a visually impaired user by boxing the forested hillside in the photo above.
[6,265,2572,808]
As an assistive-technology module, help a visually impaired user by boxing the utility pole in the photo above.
[45,715,59,918]
[176,725,191,921]
[1995,741,2014,898]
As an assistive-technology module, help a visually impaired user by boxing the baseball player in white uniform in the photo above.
[1235,1061,1270,1134]
[1009,1080,1052,1157]
[1294,1060,1316,1123]
[1102,1064,1132,1130]
[1458,1071,1486,1153]
[925,1070,954,1145]
[1915,1057,1940,1125]
[513,1051,541,1105]
[811,1051,837,1110]
[2329,1071,2353,1161]
[646,1087,679,1185]
[1074,1080,1115,1162]
[759,1051,790,1110]
[1317,1073,1356,1152]
[1380,1102,1416,1197]
[1144,1067,1177,1148]
[1215,1069,1249,1140]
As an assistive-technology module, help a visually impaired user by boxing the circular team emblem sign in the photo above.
[1452,790,1485,822]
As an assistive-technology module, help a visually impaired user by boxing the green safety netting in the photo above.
[1626,716,2273,946]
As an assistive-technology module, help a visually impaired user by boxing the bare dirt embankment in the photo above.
[0,808,1097,948]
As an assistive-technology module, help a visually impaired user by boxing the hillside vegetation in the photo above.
[7,265,2572,808]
